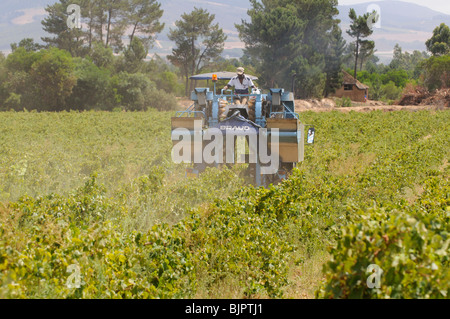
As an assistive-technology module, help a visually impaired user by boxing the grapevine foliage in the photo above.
[0,110,449,298]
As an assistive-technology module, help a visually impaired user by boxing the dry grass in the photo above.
[0,204,64,253]
[295,103,444,113]
[176,97,194,111]
[193,275,248,299]
[284,251,329,299]
[328,152,377,176]
[440,158,449,172]
[402,184,425,205]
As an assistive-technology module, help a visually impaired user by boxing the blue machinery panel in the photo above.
[172,80,307,187]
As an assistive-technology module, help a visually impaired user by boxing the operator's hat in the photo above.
[236,67,245,75]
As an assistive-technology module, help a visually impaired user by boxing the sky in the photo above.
[339,0,450,15]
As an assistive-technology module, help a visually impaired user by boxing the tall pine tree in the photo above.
[41,0,86,56]
[41,0,165,54]
[237,0,341,98]
[425,23,450,56]
[324,25,346,96]
[126,0,165,48]
[168,8,227,96]
[236,1,304,89]
[347,8,377,79]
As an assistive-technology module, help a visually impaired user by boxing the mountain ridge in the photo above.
[1,0,449,63]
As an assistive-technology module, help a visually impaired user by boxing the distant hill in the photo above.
[338,1,450,63]
[1,0,449,63]
[0,0,50,53]
[154,0,251,58]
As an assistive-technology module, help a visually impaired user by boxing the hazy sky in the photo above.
[339,0,450,15]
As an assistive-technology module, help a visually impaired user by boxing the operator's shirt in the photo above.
[227,76,255,94]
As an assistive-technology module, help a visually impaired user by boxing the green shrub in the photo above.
[90,43,114,69]
[335,97,352,107]
[110,72,155,111]
[180,186,295,298]
[381,69,409,88]
[0,176,196,299]
[4,93,21,111]
[29,48,77,111]
[381,81,402,101]
[317,177,450,299]
[147,89,178,111]
[419,55,450,91]
[155,71,184,96]
[70,58,112,110]
[1,110,449,299]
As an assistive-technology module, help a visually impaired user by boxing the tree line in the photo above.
[345,22,449,103]
[42,0,164,55]
[0,0,449,111]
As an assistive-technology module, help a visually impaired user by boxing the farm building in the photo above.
[332,70,369,102]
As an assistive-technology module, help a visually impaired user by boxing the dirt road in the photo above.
[294,102,447,113]
[176,97,447,113]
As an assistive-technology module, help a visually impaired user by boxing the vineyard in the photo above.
[0,109,449,298]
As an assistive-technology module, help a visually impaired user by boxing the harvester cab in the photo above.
[171,71,314,187]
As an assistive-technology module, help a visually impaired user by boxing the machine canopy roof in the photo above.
[189,71,258,81]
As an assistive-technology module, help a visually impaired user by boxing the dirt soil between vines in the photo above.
[176,97,448,113]
[294,100,448,113]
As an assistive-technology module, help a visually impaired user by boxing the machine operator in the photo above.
[223,67,256,105]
